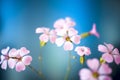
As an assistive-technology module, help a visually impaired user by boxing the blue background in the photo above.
[0,0,120,80]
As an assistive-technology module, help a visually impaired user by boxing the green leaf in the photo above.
[80,32,90,38]
[40,41,46,47]
[80,56,85,64]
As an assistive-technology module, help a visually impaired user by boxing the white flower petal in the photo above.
[68,28,78,36]
[22,56,32,65]
[71,35,81,44]
[98,63,112,75]
[104,43,114,52]
[9,48,17,57]
[99,75,112,80]
[39,34,49,42]
[8,58,17,69]
[1,47,10,55]
[19,47,30,57]
[0,55,5,64]
[16,62,25,72]
[63,42,73,51]
[1,60,7,70]
[87,58,99,72]
[79,68,93,80]
[35,27,44,33]
[98,44,108,53]
[55,38,65,47]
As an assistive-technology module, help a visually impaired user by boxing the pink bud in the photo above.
[89,24,100,38]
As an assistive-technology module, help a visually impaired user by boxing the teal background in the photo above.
[0,0,120,80]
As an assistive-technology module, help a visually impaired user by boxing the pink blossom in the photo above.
[14,47,32,72]
[79,58,112,80]
[36,27,57,43]
[54,17,80,50]
[89,23,100,38]
[54,17,76,31]
[75,46,91,56]
[0,47,32,72]
[0,47,10,70]
[98,43,120,64]
[54,17,76,36]
[0,47,19,70]
[55,28,81,51]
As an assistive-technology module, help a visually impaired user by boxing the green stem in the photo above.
[80,32,90,39]
[28,65,46,80]
[64,52,71,80]
[38,53,43,71]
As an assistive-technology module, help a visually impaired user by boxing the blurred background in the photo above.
[0,0,120,80]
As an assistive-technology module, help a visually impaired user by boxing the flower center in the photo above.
[81,48,85,52]
[12,57,22,61]
[65,36,71,41]
[92,72,99,78]
[5,55,9,60]
[18,57,22,61]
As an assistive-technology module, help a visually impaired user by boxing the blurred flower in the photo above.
[79,58,112,80]
[36,27,57,44]
[54,17,76,31]
[75,46,91,64]
[55,28,81,51]
[54,17,76,36]
[0,47,32,72]
[0,47,10,70]
[54,17,80,51]
[98,43,120,64]
[89,23,100,38]
[14,47,32,72]
[75,46,91,56]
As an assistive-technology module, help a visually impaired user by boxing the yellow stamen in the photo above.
[92,72,99,78]
[66,36,71,41]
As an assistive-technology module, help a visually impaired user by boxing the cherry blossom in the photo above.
[79,58,112,80]
[0,47,32,72]
[75,46,91,56]
[54,17,80,50]
[89,23,100,38]
[14,47,32,72]
[98,43,120,64]
[36,27,57,44]
[55,28,81,51]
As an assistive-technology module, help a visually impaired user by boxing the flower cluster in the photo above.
[36,17,99,51]
[79,43,120,80]
[0,17,119,80]
[0,47,32,72]
[80,58,112,80]
[98,43,120,64]
[35,17,120,80]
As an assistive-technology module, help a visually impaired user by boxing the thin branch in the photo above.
[28,65,46,80]
[64,51,71,80]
